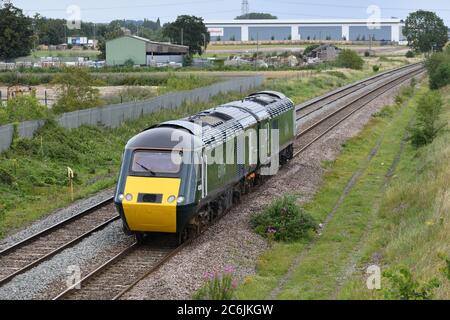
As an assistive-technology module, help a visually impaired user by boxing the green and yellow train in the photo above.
[114,91,296,242]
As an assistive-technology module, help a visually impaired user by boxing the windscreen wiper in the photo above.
[135,161,156,176]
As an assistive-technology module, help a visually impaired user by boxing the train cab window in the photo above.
[131,151,182,175]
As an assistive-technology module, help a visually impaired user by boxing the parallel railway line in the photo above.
[0,198,116,286]
[0,63,425,299]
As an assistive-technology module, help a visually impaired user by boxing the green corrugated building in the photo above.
[106,35,189,66]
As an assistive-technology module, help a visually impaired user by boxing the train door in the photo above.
[201,150,208,198]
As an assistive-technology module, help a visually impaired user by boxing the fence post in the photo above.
[44,90,47,107]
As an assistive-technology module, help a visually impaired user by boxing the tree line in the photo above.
[0,2,210,60]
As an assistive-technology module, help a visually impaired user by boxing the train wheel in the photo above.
[178,225,197,244]
[135,233,146,244]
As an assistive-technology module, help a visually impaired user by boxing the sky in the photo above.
[9,0,450,25]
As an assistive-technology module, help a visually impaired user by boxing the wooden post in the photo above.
[44,90,48,106]
[67,167,74,202]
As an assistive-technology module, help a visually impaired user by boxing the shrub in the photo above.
[335,49,364,70]
[4,95,48,123]
[123,59,135,67]
[372,65,380,72]
[426,51,450,89]
[383,267,440,300]
[364,50,371,57]
[429,62,450,90]
[193,266,237,300]
[251,195,318,242]
[409,91,445,147]
[405,50,415,58]
[52,67,103,113]
[0,106,8,125]
[303,44,320,57]
[183,54,193,67]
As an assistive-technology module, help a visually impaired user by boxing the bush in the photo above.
[383,267,440,300]
[123,59,135,67]
[0,106,7,125]
[405,50,415,58]
[335,49,364,70]
[426,51,450,89]
[193,266,237,300]
[372,65,380,72]
[364,51,371,57]
[251,195,318,242]
[4,95,48,123]
[409,91,445,147]
[303,44,320,57]
[183,54,193,67]
[52,67,103,113]
[429,62,450,90]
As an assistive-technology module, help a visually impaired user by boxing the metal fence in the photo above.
[0,76,264,153]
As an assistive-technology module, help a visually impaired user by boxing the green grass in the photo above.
[0,62,413,239]
[236,81,435,300]
[338,86,450,300]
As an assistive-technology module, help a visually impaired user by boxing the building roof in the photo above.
[205,18,403,25]
[109,35,189,49]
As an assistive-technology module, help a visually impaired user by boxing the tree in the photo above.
[97,23,125,59]
[403,10,448,53]
[163,15,209,55]
[52,67,103,114]
[0,3,33,60]
[235,13,277,20]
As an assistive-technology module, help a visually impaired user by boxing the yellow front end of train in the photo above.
[121,176,181,233]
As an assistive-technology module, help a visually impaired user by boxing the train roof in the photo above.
[132,91,294,150]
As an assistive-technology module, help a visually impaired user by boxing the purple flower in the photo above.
[231,280,238,289]
[267,227,277,234]
[223,265,235,274]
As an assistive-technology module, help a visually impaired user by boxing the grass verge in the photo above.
[236,80,444,299]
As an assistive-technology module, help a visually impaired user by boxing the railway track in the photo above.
[1,63,424,299]
[294,64,425,156]
[295,62,422,121]
[53,236,183,300]
[0,197,117,286]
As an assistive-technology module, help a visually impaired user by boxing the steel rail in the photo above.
[293,68,425,157]
[0,197,117,286]
[295,62,422,121]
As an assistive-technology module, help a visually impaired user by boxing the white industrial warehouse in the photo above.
[205,19,406,43]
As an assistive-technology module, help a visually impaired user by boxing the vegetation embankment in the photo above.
[236,68,450,299]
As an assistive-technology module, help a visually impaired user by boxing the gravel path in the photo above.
[120,74,425,300]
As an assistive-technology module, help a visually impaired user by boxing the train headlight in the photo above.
[167,195,176,203]
[177,196,185,204]
[125,193,133,201]
[118,194,124,201]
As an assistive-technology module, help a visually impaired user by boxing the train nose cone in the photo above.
[121,177,181,233]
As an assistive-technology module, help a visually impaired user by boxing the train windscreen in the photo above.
[131,150,182,175]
